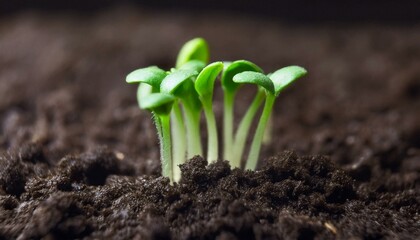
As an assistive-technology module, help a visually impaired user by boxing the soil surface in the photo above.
[1,6,420,240]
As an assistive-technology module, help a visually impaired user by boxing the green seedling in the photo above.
[233,66,307,170]
[126,66,176,182]
[139,93,176,183]
[221,60,264,166]
[167,39,209,182]
[230,71,274,168]
[221,60,264,162]
[160,69,203,158]
[126,37,306,183]
[195,61,224,162]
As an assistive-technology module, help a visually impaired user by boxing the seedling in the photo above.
[160,68,202,158]
[126,37,306,183]
[139,93,176,182]
[221,61,264,161]
[195,62,224,162]
[233,66,307,170]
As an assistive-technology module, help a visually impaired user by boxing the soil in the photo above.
[1,6,420,240]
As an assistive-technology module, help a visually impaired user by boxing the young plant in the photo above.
[126,66,177,181]
[221,60,263,164]
[233,66,307,170]
[160,69,203,158]
[126,37,307,183]
[195,62,224,162]
[229,70,275,168]
[163,38,209,181]
[139,93,176,183]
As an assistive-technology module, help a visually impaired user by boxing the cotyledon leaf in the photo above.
[232,71,275,95]
[176,38,209,69]
[269,66,307,96]
[126,66,167,91]
[221,60,263,93]
[139,93,175,116]
[160,69,198,95]
[195,62,224,99]
[178,60,206,73]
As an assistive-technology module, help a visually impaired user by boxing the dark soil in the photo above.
[1,6,420,239]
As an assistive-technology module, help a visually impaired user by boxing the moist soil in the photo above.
[1,6,420,240]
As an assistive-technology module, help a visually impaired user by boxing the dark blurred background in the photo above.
[2,0,420,23]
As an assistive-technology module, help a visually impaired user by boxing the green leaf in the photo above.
[126,66,167,91]
[137,84,153,106]
[139,93,175,116]
[221,60,263,93]
[178,60,206,72]
[176,38,209,68]
[195,62,223,99]
[160,69,198,95]
[232,71,275,94]
[270,66,307,96]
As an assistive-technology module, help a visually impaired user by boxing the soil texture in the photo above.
[0,6,419,239]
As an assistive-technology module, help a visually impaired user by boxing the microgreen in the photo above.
[139,93,175,182]
[126,38,306,183]
[220,60,264,161]
[160,69,203,158]
[195,61,224,162]
[233,66,307,170]
[229,70,274,168]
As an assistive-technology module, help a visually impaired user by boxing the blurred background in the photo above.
[2,0,420,22]
[1,1,419,169]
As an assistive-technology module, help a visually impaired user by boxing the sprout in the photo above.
[233,66,307,170]
[160,69,203,158]
[221,60,263,163]
[126,37,307,183]
[139,93,176,183]
[195,62,224,162]
[229,70,274,168]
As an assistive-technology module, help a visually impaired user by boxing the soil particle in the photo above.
[0,7,419,239]
[2,147,418,239]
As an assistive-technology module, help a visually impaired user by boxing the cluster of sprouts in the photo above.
[126,38,307,183]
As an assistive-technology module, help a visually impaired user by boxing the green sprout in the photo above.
[220,60,264,167]
[160,69,202,158]
[195,62,224,162]
[139,93,176,183]
[126,37,306,183]
[233,66,307,170]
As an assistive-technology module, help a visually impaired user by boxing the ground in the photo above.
[0,6,419,239]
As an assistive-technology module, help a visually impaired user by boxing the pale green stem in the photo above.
[262,115,273,145]
[171,103,186,182]
[231,89,265,168]
[160,114,173,183]
[152,113,163,144]
[202,99,218,163]
[223,91,235,161]
[183,104,203,158]
[245,94,276,170]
